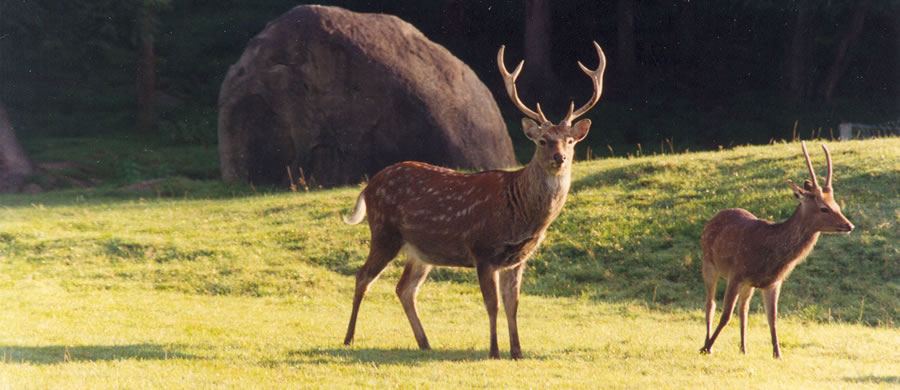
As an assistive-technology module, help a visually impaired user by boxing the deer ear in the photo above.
[521,118,542,142]
[803,180,814,191]
[571,119,591,142]
[787,179,807,200]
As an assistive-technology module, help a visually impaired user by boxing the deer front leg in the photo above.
[701,278,741,354]
[737,285,756,354]
[763,282,783,359]
[477,263,501,359]
[500,263,526,360]
[396,257,433,350]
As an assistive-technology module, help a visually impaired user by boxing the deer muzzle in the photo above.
[553,153,565,166]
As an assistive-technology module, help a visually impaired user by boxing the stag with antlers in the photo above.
[699,141,854,359]
[342,42,606,359]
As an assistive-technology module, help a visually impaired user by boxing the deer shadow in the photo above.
[0,343,201,365]
[278,346,553,366]
[843,376,899,385]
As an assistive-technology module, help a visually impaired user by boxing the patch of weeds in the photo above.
[101,238,215,263]
[306,248,364,276]
[104,238,150,261]
[201,281,234,296]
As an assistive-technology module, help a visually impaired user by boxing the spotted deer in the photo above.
[342,42,606,359]
[700,141,854,359]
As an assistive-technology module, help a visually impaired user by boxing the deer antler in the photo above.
[561,41,606,126]
[822,144,833,193]
[800,141,819,189]
[497,45,549,124]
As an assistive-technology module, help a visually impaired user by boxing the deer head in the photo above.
[786,141,854,234]
[497,42,606,175]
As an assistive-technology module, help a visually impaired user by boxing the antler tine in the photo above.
[535,103,549,124]
[497,45,549,124]
[800,141,819,188]
[562,41,607,126]
[822,144,833,192]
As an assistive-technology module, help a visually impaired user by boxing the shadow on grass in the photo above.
[277,347,553,366]
[0,343,201,365]
[843,376,899,385]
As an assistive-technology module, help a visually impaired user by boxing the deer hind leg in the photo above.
[396,256,433,350]
[343,229,402,346]
[477,262,501,359]
[701,277,741,355]
[763,282,783,359]
[737,285,756,354]
[700,260,720,353]
[500,263,526,360]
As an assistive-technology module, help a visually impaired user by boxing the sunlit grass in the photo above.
[1,283,897,388]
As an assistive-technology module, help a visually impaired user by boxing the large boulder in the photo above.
[218,5,516,188]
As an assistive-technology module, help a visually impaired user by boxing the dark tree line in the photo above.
[1,0,898,191]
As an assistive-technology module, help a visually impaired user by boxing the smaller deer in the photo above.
[342,42,605,359]
[699,141,854,359]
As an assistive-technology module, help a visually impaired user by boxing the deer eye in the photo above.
[567,138,574,145]
[819,207,829,213]
[539,140,547,146]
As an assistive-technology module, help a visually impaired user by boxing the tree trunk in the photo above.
[786,4,813,103]
[523,0,556,107]
[136,6,158,133]
[616,0,636,88]
[0,99,35,193]
[821,0,869,102]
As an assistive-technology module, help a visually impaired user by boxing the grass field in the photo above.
[1,138,898,388]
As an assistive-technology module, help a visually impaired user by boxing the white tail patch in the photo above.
[343,191,367,225]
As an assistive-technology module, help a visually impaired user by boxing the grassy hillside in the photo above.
[5,138,895,323]
[557,139,899,325]
[0,138,897,387]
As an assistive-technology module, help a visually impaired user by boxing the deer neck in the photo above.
[771,205,821,265]
[511,156,572,224]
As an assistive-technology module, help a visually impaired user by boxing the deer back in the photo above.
[701,208,820,287]
[363,161,564,267]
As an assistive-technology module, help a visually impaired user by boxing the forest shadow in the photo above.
[0,343,201,365]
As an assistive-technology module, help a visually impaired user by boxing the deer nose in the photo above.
[553,153,565,165]
[843,222,855,232]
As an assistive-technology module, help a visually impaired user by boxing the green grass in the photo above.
[1,138,898,388]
